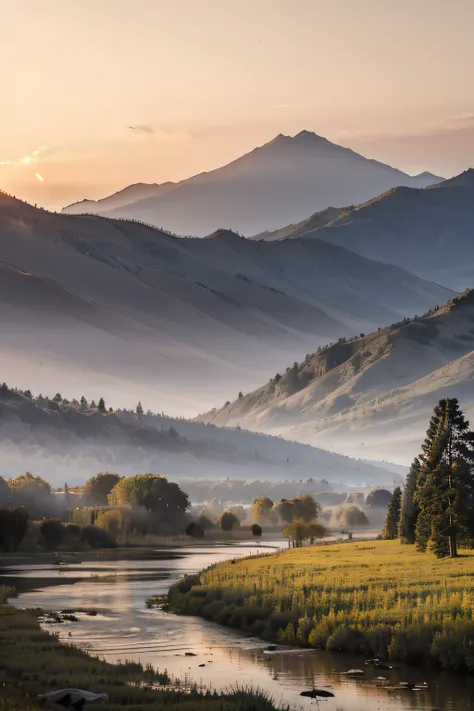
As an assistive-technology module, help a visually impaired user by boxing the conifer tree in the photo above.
[98,398,106,413]
[398,457,421,543]
[80,395,87,409]
[136,401,144,416]
[414,398,474,558]
[382,486,402,539]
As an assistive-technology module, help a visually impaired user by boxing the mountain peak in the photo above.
[438,168,474,189]
[293,129,327,143]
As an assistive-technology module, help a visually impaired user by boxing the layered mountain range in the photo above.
[198,291,474,463]
[0,191,450,416]
[254,169,474,290]
[62,130,443,237]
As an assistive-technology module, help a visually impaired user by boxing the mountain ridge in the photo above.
[0,194,453,416]
[62,130,445,236]
[197,290,474,463]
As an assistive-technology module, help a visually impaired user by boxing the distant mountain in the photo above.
[62,130,444,236]
[0,385,399,488]
[263,169,474,290]
[62,182,176,215]
[0,191,452,416]
[198,290,474,464]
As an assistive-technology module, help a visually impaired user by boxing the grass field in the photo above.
[0,605,276,711]
[167,540,474,671]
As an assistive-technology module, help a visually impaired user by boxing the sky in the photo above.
[2,0,474,209]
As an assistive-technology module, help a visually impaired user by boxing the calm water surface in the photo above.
[5,542,474,711]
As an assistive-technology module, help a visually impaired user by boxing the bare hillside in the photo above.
[198,291,474,463]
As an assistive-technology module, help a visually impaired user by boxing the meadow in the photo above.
[167,540,474,671]
[0,604,277,711]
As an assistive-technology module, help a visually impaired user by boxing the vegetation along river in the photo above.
[4,543,474,711]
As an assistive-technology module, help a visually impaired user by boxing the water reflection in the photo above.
[5,544,471,711]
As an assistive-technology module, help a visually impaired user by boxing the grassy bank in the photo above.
[165,540,474,671]
[0,604,277,711]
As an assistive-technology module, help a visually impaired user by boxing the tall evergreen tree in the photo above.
[136,401,144,416]
[98,398,106,413]
[382,486,402,539]
[414,398,474,558]
[398,458,421,543]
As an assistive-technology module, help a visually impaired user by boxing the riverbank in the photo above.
[165,540,474,672]
[0,603,277,711]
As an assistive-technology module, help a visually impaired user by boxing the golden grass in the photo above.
[168,541,474,669]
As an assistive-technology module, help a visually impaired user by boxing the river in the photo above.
[4,542,473,711]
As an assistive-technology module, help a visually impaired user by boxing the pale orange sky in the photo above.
[2,0,474,209]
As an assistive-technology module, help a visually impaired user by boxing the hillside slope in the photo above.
[0,386,398,488]
[198,291,474,463]
[264,170,474,290]
[0,193,452,416]
[62,131,443,236]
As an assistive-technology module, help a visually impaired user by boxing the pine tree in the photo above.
[398,458,421,543]
[414,398,474,558]
[382,486,402,539]
[80,396,87,409]
[136,401,144,416]
[98,398,106,413]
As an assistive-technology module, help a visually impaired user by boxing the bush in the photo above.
[186,522,205,538]
[79,525,116,549]
[218,510,240,531]
[251,523,262,537]
[0,508,29,551]
[40,519,65,550]
[366,488,392,508]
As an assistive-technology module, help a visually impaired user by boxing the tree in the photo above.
[82,472,121,506]
[98,398,106,413]
[382,487,402,539]
[283,520,327,547]
[333,505,370,528]
[272,499,295,523]
[0,508,29,551]
[136,401,144,416]
[90,400,96,409]
[398,458,421,543]
[8,472,51,494]
[96,510,125,540]
[252,497,274,524]
[80,396,88,409]
[251,523,262,538]
[40,519,65,550]
[108,475,190,521]
[365,488,392,508]
[218,510,240,531]
[292,494,321,523]
[186,521,205,538]
[238,391,243,399]
[53,393,62,403]
[414,398,474,558]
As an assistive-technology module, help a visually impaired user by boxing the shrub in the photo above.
[79,525,116,549]
[40,519,65,550]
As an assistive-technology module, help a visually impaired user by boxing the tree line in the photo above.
[382,397,474,557]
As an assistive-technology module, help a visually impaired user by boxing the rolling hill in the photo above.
[257,169,474,290]
[0,385,400,489]
[0,191,452,416]
[62,130,443,237]
[198,291,474,464]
